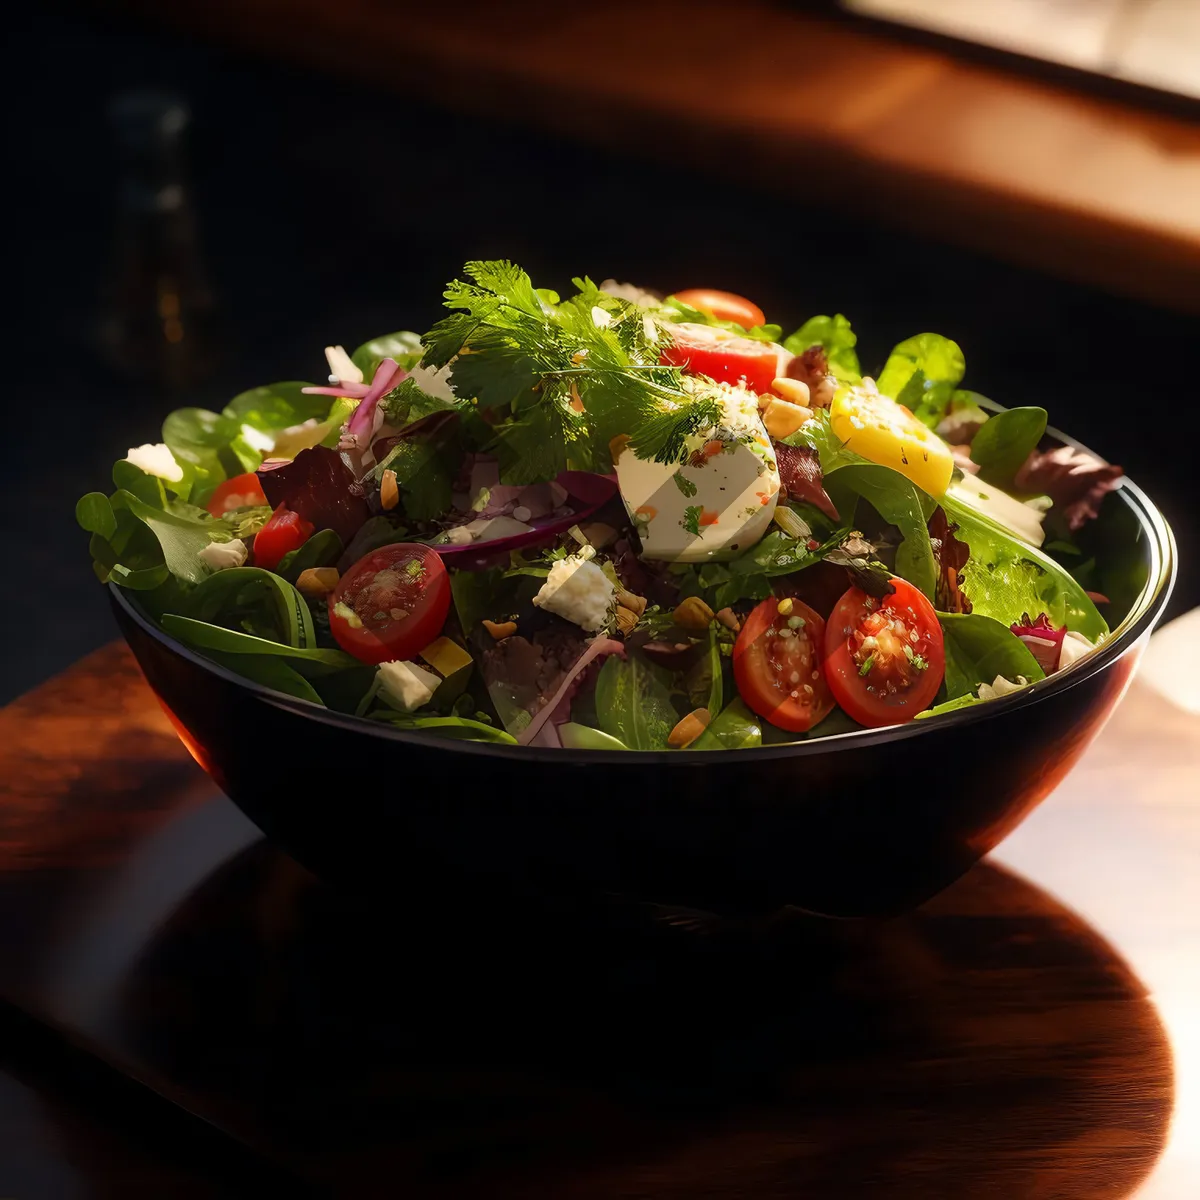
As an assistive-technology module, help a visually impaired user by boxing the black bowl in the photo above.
[110,451,1175,918]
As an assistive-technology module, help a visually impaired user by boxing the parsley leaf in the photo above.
[672,470,698,498]
[420,260,733,482]
[682,505,703,536]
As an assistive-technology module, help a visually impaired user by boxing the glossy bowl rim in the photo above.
[110,418,1176,766]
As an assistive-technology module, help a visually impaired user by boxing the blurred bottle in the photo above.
[96,90,220,392]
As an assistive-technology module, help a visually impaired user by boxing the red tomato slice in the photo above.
[672,288,767,329]
[253,504,314,570]
[207,472,268,517]
[329,543,450,665]
[733,597,834,732]
[824,578,945,727]
[660,323,783,396]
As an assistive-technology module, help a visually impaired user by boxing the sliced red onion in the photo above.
[1010,612,1066,675]
[301,382,372,399]
[517,636,625,746]
[345,358,403,450]
[434,472,619,569]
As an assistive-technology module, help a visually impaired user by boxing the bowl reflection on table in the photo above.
[109,437,1174,918]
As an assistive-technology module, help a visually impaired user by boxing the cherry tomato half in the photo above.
[824,578,945,727]
[329,543,450,665]
[253,504,315,571]
[206,472,268,517]
[672,288,767,330]
[733,597,835,732]
[660,323,784,396]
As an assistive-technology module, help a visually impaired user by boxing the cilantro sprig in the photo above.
[420,260,729,484]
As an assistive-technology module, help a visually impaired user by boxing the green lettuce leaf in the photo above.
[943,498,1108,638]
[876,333,965,427]
[782,314,861,383]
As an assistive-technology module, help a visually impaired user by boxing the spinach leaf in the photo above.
[374,712,518,745]
[969,407,1047,485]
[684,627,724,715]
[161,615,358,675]
[276,529,344,583]
[351,331,424,379]
[76,492,116,541]
[781,314,861,383]
[876,333,965,427]
[308,665,380,714]
[162,407,239,494]
[113,490,220,585]
[203,649,324,705]
[338,516,411,572]
[184,567,314,646]
[692,698,762,750]
[826,464,937,600]
[112,460,168,509]
[940,612,1045,701]
[943,498,1107,638]
[595,654,677,750]
[222,381,329,434]
[713,572,771,611]
[559,722,629,751]
[373,437,455,522]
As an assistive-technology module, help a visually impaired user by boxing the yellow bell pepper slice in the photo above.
[830,384,954,497]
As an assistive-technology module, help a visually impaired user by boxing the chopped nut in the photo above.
[482,618,518,640]
[668,707,711,749]
[380,468,400,510]
[614,605,639,635]
[716,607,741,633]
[615,588,647,617]
[673,596,715,632]
[295,567,340,597]
[771,376,811,407]
[579,521,618,550]
[762,397,813,440]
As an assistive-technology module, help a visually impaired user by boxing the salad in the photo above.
[78,262,1124,750]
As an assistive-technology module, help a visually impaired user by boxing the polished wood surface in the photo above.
[1,636,1199,1195]
[99,0,1200,314]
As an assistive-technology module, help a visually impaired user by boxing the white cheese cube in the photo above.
[378,660,442,712]
[532,555,615,631]
[615,386,780,562]
[198,538,248,572]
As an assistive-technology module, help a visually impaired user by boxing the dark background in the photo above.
[6,1,1195,704]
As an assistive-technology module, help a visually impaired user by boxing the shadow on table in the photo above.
[94,828,1174,1198]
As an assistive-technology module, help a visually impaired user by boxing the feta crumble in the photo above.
[378,660,441,713]
[198,538,248,572]
[125,443,183,483]
[532,554,615,631]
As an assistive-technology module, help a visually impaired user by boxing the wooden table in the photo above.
[0,634,1198,1196]
[100,0,1200,314]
